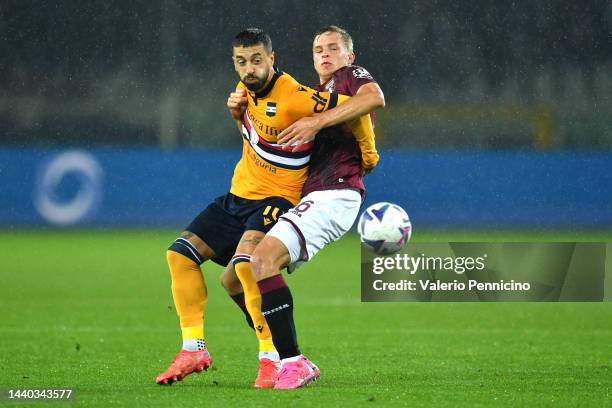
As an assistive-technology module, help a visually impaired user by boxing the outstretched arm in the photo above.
[277,82,385,151]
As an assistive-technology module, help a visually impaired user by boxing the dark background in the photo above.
[2,0,611,148]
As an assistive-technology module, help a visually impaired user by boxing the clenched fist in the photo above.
[227,89,247,121]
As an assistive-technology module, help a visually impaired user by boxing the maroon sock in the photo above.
[258,275,300,359]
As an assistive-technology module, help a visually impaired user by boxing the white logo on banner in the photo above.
[33,150,104,225]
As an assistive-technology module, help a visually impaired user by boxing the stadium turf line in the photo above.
[0,230,610,407]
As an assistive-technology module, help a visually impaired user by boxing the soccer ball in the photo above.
[357,202,412,254]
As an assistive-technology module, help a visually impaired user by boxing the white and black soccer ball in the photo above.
[357,202,412,254]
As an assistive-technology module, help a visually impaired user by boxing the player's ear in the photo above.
[270,51,275,65]
[348,52,356,64]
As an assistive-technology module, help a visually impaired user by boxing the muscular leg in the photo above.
[231,230,276,352]
[220,234,290,339]
[250,235,301,360]
[156,230,216,385]
[223,230,283,388]
[166,231,215,347]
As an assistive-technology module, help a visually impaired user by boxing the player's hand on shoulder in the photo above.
[278,116,323,152]
[227,89,247,120]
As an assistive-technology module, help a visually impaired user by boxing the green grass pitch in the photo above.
[1,230,611,407]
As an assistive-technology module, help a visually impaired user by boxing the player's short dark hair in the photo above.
[314,25,353,53]
[233,28,273,53]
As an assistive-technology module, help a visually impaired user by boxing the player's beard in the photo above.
[242,71,268,92]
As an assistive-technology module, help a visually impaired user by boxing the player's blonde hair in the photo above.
[314,25,353,53]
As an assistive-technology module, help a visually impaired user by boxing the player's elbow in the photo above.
[372,92,385,109]
[358,83,386,110]
[363,86,385,109]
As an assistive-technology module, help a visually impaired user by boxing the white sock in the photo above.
[259,350,280,362]
[182,338,206,352]
[281,355,302,364]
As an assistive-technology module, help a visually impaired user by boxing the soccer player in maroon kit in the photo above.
[223,25,384,388]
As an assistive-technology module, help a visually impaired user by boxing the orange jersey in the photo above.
[230,69,348,204]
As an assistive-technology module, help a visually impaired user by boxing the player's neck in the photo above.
[253,70,278,96]
[258,76,274,92]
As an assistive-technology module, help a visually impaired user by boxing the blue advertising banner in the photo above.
[0,148,238,226]
[1,148,611,228]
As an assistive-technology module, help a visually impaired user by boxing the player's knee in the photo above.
[251,248,279,281]
[167,236,205,265]
[250,252,266,280]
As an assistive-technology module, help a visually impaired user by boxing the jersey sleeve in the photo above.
[287,86,345,118]
[342,65,377,96]
[346,114,379,171]
[339,66,378,170]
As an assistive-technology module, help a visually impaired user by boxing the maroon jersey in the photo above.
[301,65,377,197]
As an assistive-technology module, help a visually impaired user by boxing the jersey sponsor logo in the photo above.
[243,111,312,170]
[253,152,278,174]
[297,86,308,92]
[325,79,335,92]
[266,102,277,117]
[247,111,281,137]
[311,92,329,113]
[352,67,373,79]
[256,324,264,333]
